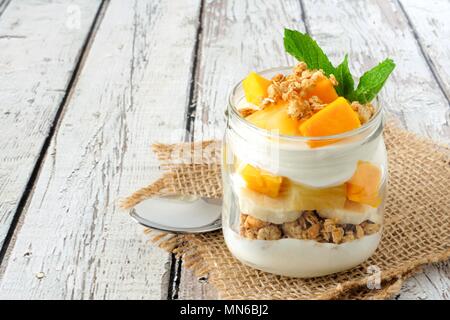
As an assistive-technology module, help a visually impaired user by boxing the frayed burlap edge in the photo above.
[138,226,449,300]
[120,122,449,300]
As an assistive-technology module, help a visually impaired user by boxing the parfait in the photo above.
[221,29,395,277]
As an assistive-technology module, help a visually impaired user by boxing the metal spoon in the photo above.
[129,195,222,233]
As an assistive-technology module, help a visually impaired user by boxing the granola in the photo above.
[240,211,381,244]
[351,101,376,124]
[262,63,338,121]
[238,107,258,117]
[257,225,282,240]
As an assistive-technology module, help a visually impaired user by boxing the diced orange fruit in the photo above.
[346,161,382,207]
[299,97,361,147]
[305,77,339,104]
[245,103,278,129]
[239,164,283,198]
[242,72,272,106]
[246,102,302,136]
[293,182,347,210]
[264,103,302,136]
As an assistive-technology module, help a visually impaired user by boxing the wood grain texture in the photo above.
[1,0,447,300]
[397,262,450,300]
[0,0,102,251]
[177,269,218,300]
[0,0,11,16]
[0,0,201,299]
[178,0,305,299]
[190,0,302,141]
[302,0,449,300]
[398,0,450,101]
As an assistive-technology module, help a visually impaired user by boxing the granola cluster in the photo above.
[265,63,332,119]
[351,101,376,124]
[240,211,381,244]
[238,107,258,118]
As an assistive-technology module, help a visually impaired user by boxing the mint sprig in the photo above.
[283,29,335,76]
[348,59,395,103]
[334,54,354,97]
[283,29,395,103]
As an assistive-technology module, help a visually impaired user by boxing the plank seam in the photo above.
[184,0,205,142]
[0,0,11,17]
[167,255,183,300]
[0,0,110,268]
[396,0,450,105]
[129,0,138,113]
[167,0,205,300]
[299,0,311,34]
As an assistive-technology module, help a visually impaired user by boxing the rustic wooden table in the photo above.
[0,0,448,300]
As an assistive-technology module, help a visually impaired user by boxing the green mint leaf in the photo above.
[283,29,335,76]
[283,29,395,103]
[284,29,352,97]
[349,59,396,103]
[334,54,354,97]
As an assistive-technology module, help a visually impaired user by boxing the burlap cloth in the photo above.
[121,121,450,299]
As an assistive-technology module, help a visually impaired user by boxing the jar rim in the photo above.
[227,66,384,142]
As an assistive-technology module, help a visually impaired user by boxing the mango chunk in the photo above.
[306,77,339,104]
[242,72,272,106]
[245,103,278,128]
[239,164,283,198]
[299,97,361,147]
[246,102,302,136]
[346,161,382,207]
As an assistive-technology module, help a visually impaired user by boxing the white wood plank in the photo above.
[177,267,218,300]
[178,0,305,298]
[397,262,450,300]
[0,0,102,251]
[0,0,201,299]
[0,0,11,15]
[190,0,303,141]
[399,0,450,100]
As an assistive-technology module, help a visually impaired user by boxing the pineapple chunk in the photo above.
[292,183,347,210]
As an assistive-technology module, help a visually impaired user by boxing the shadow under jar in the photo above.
[222,67,387,278]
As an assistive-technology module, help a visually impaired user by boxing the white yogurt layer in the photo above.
[227,99,386,188]
[224,226,382,278]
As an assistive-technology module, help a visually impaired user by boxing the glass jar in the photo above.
[222,67,387,278]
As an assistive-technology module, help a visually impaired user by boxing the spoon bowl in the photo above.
[129,195,222,234]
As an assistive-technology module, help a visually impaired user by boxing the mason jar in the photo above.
[222,67,387,277]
